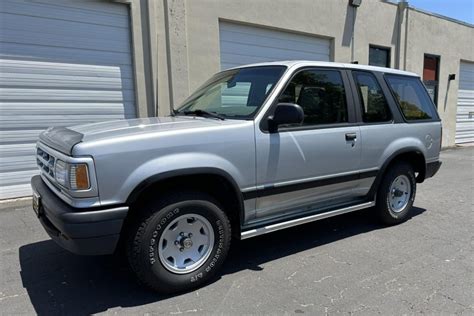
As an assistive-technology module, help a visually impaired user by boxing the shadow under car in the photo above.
[19,207,426,315]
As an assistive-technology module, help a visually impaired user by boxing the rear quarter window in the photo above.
[385,75,437,121]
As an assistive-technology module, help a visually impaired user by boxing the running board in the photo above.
[240,201,375,239]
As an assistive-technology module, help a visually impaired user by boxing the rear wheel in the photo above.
[375,162,416,225]
[126,192,231,293]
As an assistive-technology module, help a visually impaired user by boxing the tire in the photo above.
[375,162,416,225]
[125,191,231,293]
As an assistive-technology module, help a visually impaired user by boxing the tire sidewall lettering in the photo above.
[193,219,226,280]
[146,204,228,285]
[148,208,180,265]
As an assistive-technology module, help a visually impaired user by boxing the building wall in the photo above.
[175,0,400,102]
[122,0,154,118]
[140,0,473,147]
[404,8,474,146]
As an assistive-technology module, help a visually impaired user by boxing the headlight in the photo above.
[54,160,90,190]
[55,160,68,187]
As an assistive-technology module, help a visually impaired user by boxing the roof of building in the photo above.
[230,60,420,77]
[383,0,474,29]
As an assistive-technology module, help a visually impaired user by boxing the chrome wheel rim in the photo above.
[388,175,411,213]
[158,214,214,274]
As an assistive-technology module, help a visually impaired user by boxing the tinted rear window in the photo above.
[353,72,392,123]
[385,75,437,121]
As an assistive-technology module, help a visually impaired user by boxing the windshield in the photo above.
[176,66,287,119]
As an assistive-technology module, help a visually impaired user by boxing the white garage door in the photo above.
[456,61,474,144]
[219,22,331,70]
[0,0,136,199]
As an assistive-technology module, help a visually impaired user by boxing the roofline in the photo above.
[408,6,474,29]
[382,0,473,29]
[225,61,419,77]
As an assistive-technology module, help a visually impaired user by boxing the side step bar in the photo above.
[240,201,375,239]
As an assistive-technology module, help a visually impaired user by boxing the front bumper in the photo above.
[31,175,128,255]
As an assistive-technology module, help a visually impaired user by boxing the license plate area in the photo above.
[32,192,43,217]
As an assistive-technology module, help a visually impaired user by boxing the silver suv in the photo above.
[31,61,442,293]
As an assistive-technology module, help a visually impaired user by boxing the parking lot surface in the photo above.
[0,147,473,315]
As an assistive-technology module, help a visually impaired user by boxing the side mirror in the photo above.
[268,103,304,133]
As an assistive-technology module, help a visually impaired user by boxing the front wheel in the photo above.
[126,192,231,293]
[375,162,416,225]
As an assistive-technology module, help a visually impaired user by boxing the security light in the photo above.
[350,0,362,7]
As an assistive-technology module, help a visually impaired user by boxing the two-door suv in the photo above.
[32,61,442,293]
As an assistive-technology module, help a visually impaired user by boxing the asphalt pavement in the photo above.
[0,147,473,315]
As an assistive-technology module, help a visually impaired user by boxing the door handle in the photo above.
[345,133,357,141]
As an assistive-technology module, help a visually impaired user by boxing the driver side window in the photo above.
[278,69,349,126]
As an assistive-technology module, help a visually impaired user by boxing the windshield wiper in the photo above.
[183,109,226,120]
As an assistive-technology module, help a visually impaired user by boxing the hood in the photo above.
[39,116,237,155]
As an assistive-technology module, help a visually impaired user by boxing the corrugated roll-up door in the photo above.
[456,61,474,144]
[0,0,136,199]
[219,22,331,70]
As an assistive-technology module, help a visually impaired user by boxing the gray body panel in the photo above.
[253,126,363,223]
[359,123,441,169]
[34,61,442,231]
[70,117,256,218]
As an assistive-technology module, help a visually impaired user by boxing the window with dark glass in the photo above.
[278,69,348,126]
[386,75,435,121]
[423,54,440,106]
[353,72,392,123]
[369,46,390,68]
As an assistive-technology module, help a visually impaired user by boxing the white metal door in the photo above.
[0,0,136,199]
[456,61,474,144]
[219,22,331,70]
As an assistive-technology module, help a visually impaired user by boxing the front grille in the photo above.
[36,147,56,178]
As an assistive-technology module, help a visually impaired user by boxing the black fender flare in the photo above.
[126,167,246,225]
[367,147,426,200]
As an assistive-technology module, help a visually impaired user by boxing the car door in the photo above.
[349,70,400,186]
[253,67,362,221]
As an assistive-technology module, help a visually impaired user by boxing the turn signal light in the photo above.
[70,164,90,190]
